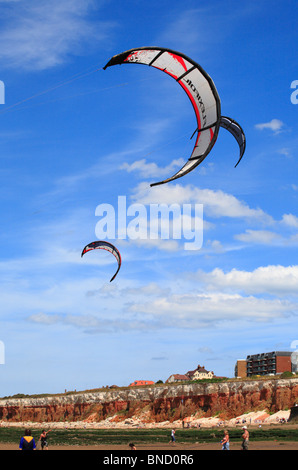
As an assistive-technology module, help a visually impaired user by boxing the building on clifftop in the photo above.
[186,365,214,380]
[166,374,190,383]
[166,365,214,383]
[129,380,155,387]
[235,351,295,378]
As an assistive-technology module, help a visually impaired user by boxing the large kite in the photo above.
[104,47,246,186]
[81,241,121,282]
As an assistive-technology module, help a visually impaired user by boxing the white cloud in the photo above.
[27,311,157,333]
[255,119,284,133]
[278,148,292,158]
[206,239,225,253]
[128,292,297,328]
[0,0,113,70]
[125,283,171,298]
[194,265,298,296]
[234,221,298,246]
[120,158,184,179]
[281,213,298,228]
[2,228,298,332]
[24,281,298,332]
[234,229,281,244]
[28,312,60,325]
[131,182,273,223]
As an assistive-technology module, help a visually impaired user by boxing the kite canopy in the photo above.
[104,47,245,185]
[81,240,121,282]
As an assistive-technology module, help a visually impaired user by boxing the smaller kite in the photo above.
[81,240,121,282]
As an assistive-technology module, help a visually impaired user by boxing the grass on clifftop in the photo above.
[2,374,298,400]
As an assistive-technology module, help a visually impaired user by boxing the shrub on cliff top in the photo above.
[280,371,294,378]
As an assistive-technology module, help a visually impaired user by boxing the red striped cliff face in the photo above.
[0,378,298,424]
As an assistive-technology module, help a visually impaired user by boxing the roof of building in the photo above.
[168,374,189,381]
[129,380,155,387]
[247,351,292,359]
[187,365,211,376]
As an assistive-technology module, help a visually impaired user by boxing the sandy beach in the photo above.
[1,440,297,451]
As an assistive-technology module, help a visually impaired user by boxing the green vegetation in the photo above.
[280,371,294,378]
[1,426,298,447]
[190,377,228,385]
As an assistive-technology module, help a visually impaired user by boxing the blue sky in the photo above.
[0,0,297,396]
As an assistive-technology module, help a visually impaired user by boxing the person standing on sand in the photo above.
[220,430,230,450]
[19,429,36,451]
[39,429,51,450]
[241,426,249,450]
[169,428,176,445]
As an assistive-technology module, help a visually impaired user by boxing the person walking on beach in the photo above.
[169,428,176,445]
[39,429,51,450]
[220,430,230,450]
[19,429,36,451]
[241,426,249,450]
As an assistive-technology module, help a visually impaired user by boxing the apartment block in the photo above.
[246,351,292,377]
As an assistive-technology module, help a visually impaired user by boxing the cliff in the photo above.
[1,378,298,424]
